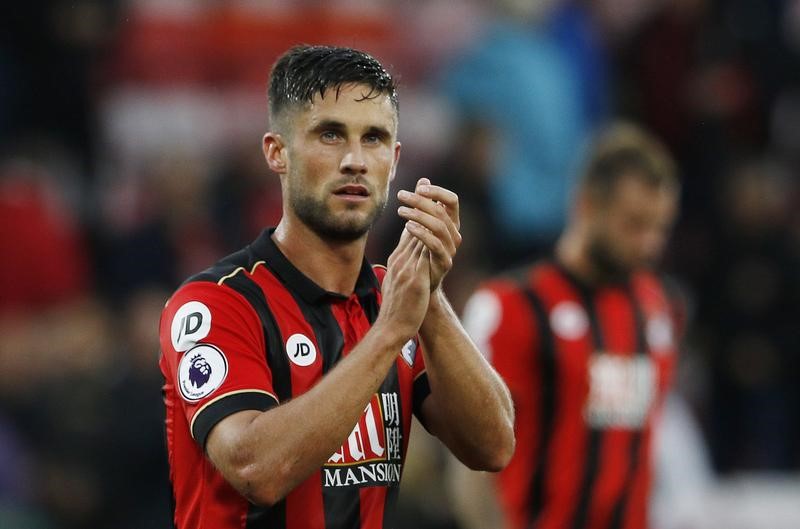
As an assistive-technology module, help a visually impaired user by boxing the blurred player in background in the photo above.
[457,122,680,529]
[158,45,514,529]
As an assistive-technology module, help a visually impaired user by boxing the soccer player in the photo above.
[459,123,680,529]
[158,45,514,529]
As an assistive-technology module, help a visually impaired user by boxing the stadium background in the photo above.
[0,0,799,527]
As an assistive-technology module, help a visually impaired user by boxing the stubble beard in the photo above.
[289,181,387,242]
[587,235,634,283]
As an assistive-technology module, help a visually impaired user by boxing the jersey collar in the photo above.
[251,228,380,304]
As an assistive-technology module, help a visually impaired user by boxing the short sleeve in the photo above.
[159,281,279,448]
[462,281,539,401]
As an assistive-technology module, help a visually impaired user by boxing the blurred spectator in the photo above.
[95,153,224,303]
[618,0,800,480]
[100,287,171,529]
[690,159,800,472]
[0,0,120,178]
[211,142,283,253]
[426,119,497,313]
[0,157,90,314]
[0,297,112,529]
[438,0,595,267]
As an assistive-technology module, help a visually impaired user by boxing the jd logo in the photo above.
[171,301,212,352]
[286,333,317,367]
[182,312,203,336]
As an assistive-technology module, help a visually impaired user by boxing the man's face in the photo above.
[277,83,400,241]
[586,174,678,279]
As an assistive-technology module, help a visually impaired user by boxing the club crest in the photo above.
[401,339,417,367]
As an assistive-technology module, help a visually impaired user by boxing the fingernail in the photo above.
[418,185,430,193]
[397,190,410,198]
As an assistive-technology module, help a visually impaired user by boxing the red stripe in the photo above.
[588,429,629,529]
[489,279,541,529]
[534,265,592,529]
[286,470,325,529]
[257,270,327,529]
[586,289,639,529]
[359,485,387,529]
[598,288,638,352]
[258,271,324,395]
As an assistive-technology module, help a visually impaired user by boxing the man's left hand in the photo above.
[397,178,462,291]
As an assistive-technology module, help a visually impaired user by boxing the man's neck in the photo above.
[555,228,633,287]
[554,228,600,286]
[272,217,367,296]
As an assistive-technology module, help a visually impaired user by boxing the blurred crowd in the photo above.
[1,0,799,527]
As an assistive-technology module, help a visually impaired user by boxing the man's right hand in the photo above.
[375,226,431,342]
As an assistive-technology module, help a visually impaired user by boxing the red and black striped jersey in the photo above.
[159,228,431,529]
[463,261,677,529]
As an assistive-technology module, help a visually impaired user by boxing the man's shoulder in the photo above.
[182,246,259,287]
[163,244,269,314]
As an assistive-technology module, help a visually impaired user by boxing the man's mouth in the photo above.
[333,184,370,197]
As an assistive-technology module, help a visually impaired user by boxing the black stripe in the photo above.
[607,285,650,529]
[192,392,279,448]
[288,293,359,529]
[222,273,290,529]
[315,303,345,374]
[625,283,648,355]
[223,274,292,403]
[358,291,381,325]
[245,504,286,529]
[559,271,605,529]
[571,430,602,529]
[412,373,431,420]
[521,286,557,526]
[607,436,642,529]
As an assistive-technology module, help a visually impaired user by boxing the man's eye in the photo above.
[321,131,341,141]
[364,134,381,144]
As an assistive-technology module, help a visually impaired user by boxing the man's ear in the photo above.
[263,132,288,174]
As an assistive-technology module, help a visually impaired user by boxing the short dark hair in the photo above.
[268,45,398,129]
[580,122,679,201]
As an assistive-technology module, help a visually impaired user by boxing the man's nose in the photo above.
[340,143,367,175]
